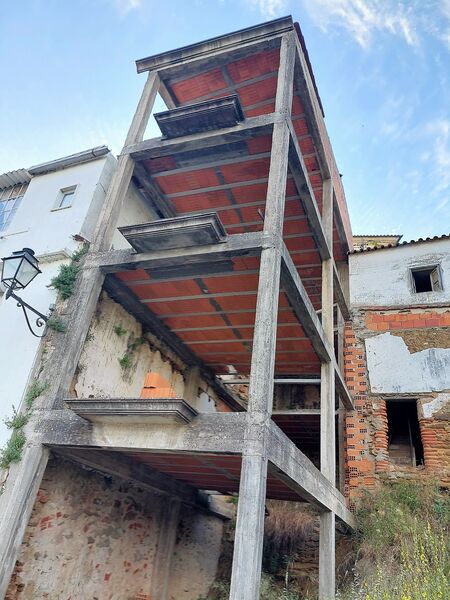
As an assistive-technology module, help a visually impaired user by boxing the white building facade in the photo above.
[0,147,155,447]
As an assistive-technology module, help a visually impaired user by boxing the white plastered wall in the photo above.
[349,238,450,307]
[0,156,115,447]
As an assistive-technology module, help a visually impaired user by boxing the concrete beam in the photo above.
[36,409,355,528]
[287,122,330,261]
[267,421,354,527]
[135,16,293,73]
[124,113,280,159]
[280,242,332,363]
[36,409,247,455]
[86,231,266,273]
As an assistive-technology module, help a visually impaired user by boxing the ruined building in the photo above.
[346,235,450,496]
[0,16,448,600]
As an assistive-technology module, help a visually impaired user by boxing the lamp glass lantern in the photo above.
[1,248,41,291]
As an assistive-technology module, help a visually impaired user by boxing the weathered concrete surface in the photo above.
[5,456,224,600]
[365,332,450,393]
[73,292,227,413]
[168,505,224,599]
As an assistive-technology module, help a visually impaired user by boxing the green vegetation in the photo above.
[24,380,48,409]
[0,429,26,469]
[199,480,448,600]
[113,324,127,337]
[117,333,146,375]
[50,242,89,300]
[47,315,67,333]
[197,573,299,600]
[338,479,449,600]
[0,380,48,470]
[4,409,29,430]
[118,353,133,370]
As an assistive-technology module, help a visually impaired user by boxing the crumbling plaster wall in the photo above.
[350,238,450,307]
[73,292,225,413]
[6,456,224,600]
[343,306,450,498]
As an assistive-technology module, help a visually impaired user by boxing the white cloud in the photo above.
[424,119,450,195]
[114,0,141,16]
[248,0,288,19]
[302,0,418,49]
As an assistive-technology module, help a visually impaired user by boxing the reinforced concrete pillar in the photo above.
[319,178,336,599]
[229,31,295,600]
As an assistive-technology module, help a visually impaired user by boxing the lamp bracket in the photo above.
[6,288,52,338]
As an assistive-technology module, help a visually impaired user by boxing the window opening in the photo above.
[411,266,442,293]
[0,182,27,232]
[56,186,77,209]
[386,400,424,466]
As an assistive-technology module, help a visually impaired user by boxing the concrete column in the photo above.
[150,497,181,600]
[229,31,295,600]
[319,178,336,599]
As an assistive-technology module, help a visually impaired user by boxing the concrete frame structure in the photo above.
[0,17,355,599]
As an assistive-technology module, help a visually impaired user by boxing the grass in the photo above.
[197,573,300,600]
[24,380,48,409]
[337,479,449,600]
[0,380,48,470]
[0,429,26,469]
[263,500,316,576]
[4,409,29,430]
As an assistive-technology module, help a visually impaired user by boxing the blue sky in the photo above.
[1,0,450,240]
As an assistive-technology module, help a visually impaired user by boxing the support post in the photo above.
[229,31,295,600]
[0,71,161,598]
[319,179,336,599]
[337,307,346,494]
[150,497,181,600]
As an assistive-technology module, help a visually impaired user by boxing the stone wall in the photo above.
[6,455,224,600]
[344,306,450,501]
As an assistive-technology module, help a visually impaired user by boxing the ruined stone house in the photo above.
[0,16,448,600]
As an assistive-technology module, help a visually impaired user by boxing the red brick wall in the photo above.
[343,307,450,501]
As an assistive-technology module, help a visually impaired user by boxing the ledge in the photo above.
[118,213,227,252]
[65,398,198,425]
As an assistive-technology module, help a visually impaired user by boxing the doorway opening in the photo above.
[386,400,424,466]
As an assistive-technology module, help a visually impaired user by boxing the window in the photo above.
[55,185,77,210]
[411,265,442,293]
[386,400,424,466]
[0,182,27,232]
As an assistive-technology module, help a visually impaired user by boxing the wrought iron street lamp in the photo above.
[1,248,51,337]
